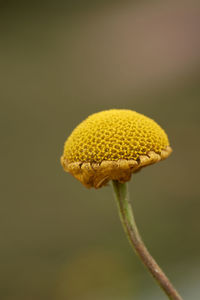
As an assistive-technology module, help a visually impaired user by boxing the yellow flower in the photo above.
[61,109,172,188]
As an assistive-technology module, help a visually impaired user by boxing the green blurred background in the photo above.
[1,1,200,299]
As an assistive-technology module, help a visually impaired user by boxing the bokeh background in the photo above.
[1,1,200,299]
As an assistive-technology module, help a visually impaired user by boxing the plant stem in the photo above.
[112,180,183,300]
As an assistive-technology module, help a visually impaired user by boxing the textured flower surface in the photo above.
[61,109,172,188]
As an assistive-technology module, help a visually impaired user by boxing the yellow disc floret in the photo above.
[63,109,169,163]
[61,109,172,188]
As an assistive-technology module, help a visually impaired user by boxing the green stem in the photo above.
[112,180,183,300]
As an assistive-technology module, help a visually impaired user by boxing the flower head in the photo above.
[61,109,172,188]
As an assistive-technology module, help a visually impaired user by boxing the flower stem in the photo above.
[112,180,183,300]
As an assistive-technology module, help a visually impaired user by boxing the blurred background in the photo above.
[1,1,200,299]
